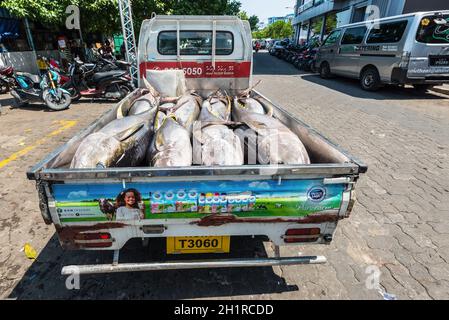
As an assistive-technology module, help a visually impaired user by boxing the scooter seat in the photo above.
[16,72,41,84]
[92,70,126,83]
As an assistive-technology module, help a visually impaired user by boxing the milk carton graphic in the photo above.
[211,195,220,214]
[220,194,228,213]
[188,191,198,212]
[150,192,164,214]
[227,198,235,213]
[205,195,213,213]
[164,191,176,213]
[234,197,242,212]
[175,190,187,212]
[248,196,256,211]
[198,193,207,213]
[241,196,249,212]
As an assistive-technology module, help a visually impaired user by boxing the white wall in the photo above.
[0,50,60,74]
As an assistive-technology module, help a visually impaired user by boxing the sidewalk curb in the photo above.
[431,87,449,96]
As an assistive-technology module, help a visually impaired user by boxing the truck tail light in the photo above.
[74,232,111,240]
[283,228,321,243]
[399,51,411,68]
[73,232,113,248]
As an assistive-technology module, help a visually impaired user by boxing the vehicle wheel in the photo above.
[0,83,9,94]
[413,84,434,93]
[44,91,71,111]
[310,62,317,73]
[319,62,332,79]
[360,67,382,91]
[117,84,132,100]
[62,82,81,101]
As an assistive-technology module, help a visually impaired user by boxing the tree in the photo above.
[264,20,293,39]
[0,0,242,35]
[248,15,259,31]
[238,11,259,31]
[168,0,241,16]
[238,11,249,21]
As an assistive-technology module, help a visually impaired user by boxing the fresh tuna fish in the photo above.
[199,91,231,122]
[158,103,176,113]
[127,92,160,116]
[172,92,202,133]
[232,105,310,165]
[148,112,192,167]
[70,110,156,168]
[193,122,243,166]
[234,125,258,165]
[116,77,160,118]
[234,96,273,117]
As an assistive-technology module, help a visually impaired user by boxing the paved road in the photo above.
[1,52,448,299]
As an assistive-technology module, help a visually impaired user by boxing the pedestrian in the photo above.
[120,42,126,60]
[99,40,113,59]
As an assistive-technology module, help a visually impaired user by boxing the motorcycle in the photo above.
[0,66,15,94]
[62,58,134,101]
[7,60,72,111]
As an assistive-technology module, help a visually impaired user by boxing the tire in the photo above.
[310,62,317,73]
[0,82,9,94]
[413,84,434,93]
[62,82,81,101]
[360,67,382,91]
[319,62,332,79]
[117,83,133,100]
[44,91,71,111]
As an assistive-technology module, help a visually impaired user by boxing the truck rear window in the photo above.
[416,15,449,44]
[158,31,234,55]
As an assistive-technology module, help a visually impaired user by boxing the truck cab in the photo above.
[138,15,252,96]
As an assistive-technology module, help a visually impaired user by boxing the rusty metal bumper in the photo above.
[61,255,327,275]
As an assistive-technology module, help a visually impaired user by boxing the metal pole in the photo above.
[24,18,35,51]
[62,256,328,275]
[118,0,138,86]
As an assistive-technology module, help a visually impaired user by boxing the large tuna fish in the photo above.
[172,92,202,133]
[232,104,310,165]
[199,91,231,122]
[193,122,243,166]
[70,109,156,168]
[234,96,273,117]
[116,77,160,118]
[148,112,192,167]
[234,81,273,117]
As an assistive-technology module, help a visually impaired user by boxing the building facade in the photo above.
[292,0,448,44]
[268,14,295,25]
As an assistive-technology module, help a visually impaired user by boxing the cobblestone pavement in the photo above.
[253,52,449,300]
[0,52,448,299]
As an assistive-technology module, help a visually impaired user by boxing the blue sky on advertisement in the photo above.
[240,0,296,24]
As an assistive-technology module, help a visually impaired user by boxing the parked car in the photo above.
[316,10,449,91]
[269,40,288,56]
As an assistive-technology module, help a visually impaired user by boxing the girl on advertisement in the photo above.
[115,188,145,220]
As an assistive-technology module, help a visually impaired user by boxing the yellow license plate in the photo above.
[167,236,230,254]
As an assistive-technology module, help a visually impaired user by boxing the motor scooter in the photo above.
[7,59,72,110]
[62,58,134,101]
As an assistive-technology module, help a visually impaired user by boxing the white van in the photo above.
[316,11,449,91]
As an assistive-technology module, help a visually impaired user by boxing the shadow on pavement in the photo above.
[253,51,306,76]
[9,235,299,299]
[300,74,447,100]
